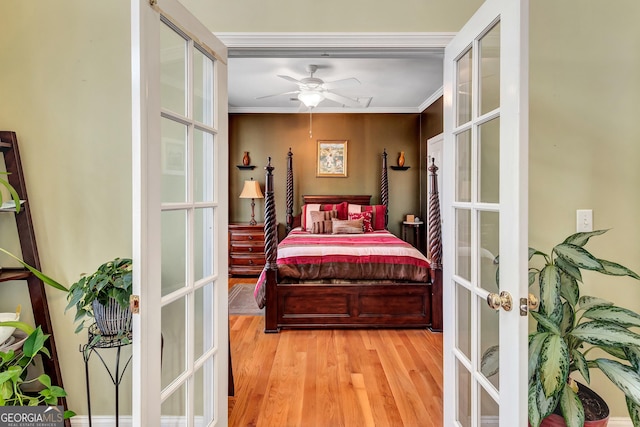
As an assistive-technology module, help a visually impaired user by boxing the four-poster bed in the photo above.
[254,148,443,333]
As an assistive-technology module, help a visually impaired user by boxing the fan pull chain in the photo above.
[309,109,313,138]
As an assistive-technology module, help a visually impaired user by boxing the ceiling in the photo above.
[218,34,453,114]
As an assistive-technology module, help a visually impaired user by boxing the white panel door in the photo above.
[443,0,529,425]
[131,0,228,425]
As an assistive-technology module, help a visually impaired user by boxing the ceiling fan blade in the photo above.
[256,90,300,100]
[322,77,360,90]
[277,75,303,84]
[323,91,363,108]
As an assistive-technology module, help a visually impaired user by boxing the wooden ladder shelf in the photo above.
[0,131,68,419]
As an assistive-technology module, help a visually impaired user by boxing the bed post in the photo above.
[263,157,279,333]
[428,157,443,332]
[381,149,389,228]
[285,148,294,234]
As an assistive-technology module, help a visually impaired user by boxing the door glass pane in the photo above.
[161,210,187,296]
[161,381,186,421]
[194,129,214,203]
[161,118,187,203]
[480,293,500,389]
[455,208,471,281]
[193,46,214,126]
[457,359,471,427]
[161,297,186,389]
[456,283,471,360]
[194,208,214,282]
[456,130,472,202]
[194,360,215,425]
[479,117,500,204]
[479,22,501,115]
[479,211,499,293]
[194,282,214,361]
[480,385,499,426]
[160,22,186,116]
[456,48,473,126]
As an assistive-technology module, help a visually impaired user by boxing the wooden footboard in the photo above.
[266,283,431,331]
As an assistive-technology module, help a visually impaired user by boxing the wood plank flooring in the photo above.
[228,280,444,427]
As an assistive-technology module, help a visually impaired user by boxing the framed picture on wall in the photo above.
[317,140,348,177]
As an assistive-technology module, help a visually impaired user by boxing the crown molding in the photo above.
[215,32,454,52]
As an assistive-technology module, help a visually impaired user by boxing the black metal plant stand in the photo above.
[80,324,132,427]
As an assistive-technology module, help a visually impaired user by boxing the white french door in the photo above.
[443,0,528,425]
[131,0,228,425]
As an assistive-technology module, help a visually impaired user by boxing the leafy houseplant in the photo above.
[0,322,74,417]
[65,257,133,337]
[488,230,640,427]
[0,175,73,418]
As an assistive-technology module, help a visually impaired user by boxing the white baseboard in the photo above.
[70,415,206,426]
[609,418,634,427]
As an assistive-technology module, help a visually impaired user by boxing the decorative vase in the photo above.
[242,151,250,166]
[398,151,405,167]
[92,298,132,336]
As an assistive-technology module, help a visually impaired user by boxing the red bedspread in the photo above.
[254,229,430,308]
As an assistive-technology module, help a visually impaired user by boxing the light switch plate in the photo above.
[576,209,593,232]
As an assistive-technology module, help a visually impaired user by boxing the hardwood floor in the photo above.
[228,278,444,427]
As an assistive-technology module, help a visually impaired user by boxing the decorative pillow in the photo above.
[349,204,386,230]
[320,201,348,220]
[331,218,364,234]
[348,211,373,233]
[301,204,322,231]
[362,204,386,230]
[310,210,337,234]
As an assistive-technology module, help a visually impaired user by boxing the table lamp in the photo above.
[239,178,264,225]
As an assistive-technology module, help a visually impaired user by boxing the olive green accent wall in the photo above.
[229,113,422,237]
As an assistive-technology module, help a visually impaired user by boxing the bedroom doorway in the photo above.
[131,0,229,424]
[442,0,529,424]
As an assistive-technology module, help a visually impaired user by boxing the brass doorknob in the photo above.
[487,291,513,311]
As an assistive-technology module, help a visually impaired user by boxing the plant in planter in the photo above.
[0,321,75,418]
[483,230,640,427]
[0,176,73,417]
[65,257,133,339]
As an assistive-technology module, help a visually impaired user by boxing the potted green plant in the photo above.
[0,176,73,418]
[65,257,133,337]
[483,230,640,427]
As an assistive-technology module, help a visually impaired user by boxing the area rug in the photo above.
[228,284,264,315]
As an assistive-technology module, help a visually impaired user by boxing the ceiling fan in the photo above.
[257,64,365,109]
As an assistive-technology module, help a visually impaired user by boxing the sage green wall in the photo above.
[0,0,132,417]
[229,113,421,237]
[530,0,640,417]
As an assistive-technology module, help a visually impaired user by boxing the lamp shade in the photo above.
[298,90,325,108]
[239,179,264,199]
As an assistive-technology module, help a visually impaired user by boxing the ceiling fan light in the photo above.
[298,91,325,108]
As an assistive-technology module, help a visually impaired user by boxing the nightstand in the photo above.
[228,223,265,276]
[402,220,424,253]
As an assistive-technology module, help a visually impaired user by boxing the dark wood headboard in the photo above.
[302,195,371,205]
